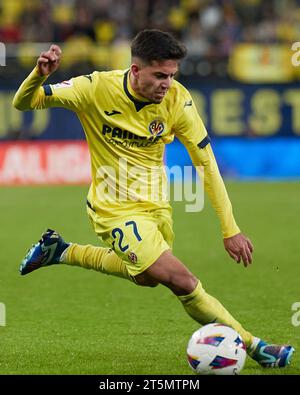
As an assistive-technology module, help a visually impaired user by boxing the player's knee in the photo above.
[166,272,198,295]
[137,279,159,288]
[145,250,198,294]
[134,273,159,288]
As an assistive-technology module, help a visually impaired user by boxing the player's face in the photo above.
[131,59,178,103]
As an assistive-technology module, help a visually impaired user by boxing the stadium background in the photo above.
[1,0,300,182]
[0,0,300,376]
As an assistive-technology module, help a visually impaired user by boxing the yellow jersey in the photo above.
[13,67,240,238]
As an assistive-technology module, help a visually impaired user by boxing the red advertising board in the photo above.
[0,141,91,185]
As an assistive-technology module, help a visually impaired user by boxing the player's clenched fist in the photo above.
[37,44,62,77]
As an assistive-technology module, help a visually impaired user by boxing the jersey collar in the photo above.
[123,70,153,112]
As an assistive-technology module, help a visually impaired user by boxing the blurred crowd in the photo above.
[1,0,300,78]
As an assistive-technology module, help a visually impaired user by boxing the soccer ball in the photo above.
[187,323,247,375]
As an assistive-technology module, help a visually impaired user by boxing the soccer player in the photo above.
[13,30,294,368]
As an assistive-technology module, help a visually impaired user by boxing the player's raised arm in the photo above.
[13,44,91,112]
[13,44,62,111]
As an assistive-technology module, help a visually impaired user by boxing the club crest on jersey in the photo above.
[148,119,164,137]
[128,252,138,264]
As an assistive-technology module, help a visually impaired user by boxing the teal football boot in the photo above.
[20,229,69,275]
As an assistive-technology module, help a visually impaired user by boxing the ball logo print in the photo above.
[187,323,246,375]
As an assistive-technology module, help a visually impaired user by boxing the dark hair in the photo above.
[131,29,187,63]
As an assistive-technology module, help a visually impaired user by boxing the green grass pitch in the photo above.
[0,182,299,375]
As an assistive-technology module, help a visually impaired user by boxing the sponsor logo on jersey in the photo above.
[101,124,163,148]
[148,119,164,137]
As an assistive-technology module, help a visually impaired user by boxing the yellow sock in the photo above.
[178,280,253,348]
[62,244,135,283]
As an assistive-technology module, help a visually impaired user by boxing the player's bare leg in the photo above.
[136,250,294,368]
[136,250,253,343]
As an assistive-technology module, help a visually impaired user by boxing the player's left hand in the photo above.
[37,44,62,76]
[223,233,253,267]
